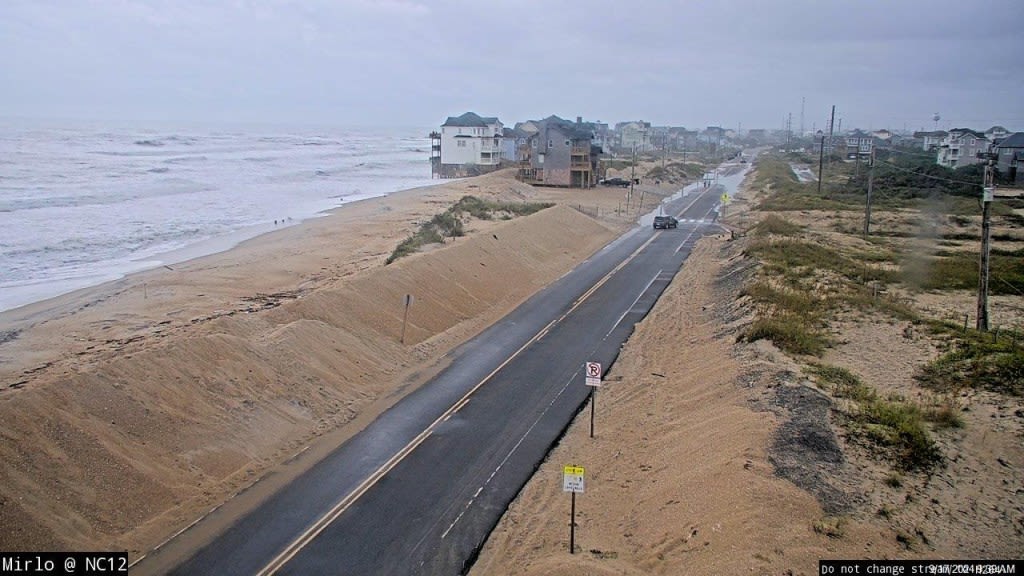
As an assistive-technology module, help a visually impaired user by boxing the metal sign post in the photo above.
[401,294,413,344]
[585,362,601,438]
[562,465,585,554]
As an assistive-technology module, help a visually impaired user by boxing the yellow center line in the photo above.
[254,201,674,575]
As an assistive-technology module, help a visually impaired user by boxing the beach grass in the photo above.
[386,196,553,264]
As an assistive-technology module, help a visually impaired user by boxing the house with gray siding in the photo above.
[994,132,1024,183]
[913,130,947,151]
[845,130,873,160]
[517,116,599,188]
[936,128,990,168]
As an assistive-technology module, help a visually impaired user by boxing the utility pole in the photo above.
[827,110,837,170]
[785,113,792,150]
[863,144,875,236]
[816,130,826,196]
[977,160,994,331]
[628,144,636,211]
[817,105,835,196]
[800,96,805,136]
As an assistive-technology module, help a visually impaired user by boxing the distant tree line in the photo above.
[843,148,985,199]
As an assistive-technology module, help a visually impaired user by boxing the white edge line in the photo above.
[606,270,662,338]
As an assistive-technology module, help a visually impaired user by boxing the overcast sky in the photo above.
[3,0,1022,132]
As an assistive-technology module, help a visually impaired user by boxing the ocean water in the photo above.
[0,120,437,313]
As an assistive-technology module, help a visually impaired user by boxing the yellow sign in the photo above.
[720,193,730,204]
[562,465,585,493]
[563,465,585,476]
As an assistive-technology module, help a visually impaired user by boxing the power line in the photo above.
[993,274,1024,297]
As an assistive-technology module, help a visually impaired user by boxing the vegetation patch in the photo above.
[806,363,942,470]
[742,316,828,356]
[747,238,897,285]
[753,214,804,237]
[812,516,847,539]
[738,280,829,356]
[911,252,1024,295]
[386,196,553,264]
[917,335,1024,396]
[645,161,706,184]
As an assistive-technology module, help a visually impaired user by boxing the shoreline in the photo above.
[0,167,658,554]
[0,179,443,318]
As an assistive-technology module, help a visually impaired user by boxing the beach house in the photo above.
[435,112,504,178]
[517,116,600,188]
[616,121,651,153]
[936,128,990,168]
[994,132,1024,183]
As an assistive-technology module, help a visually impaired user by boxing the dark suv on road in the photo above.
[653,215,678,229]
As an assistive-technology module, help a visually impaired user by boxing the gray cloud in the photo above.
[2,0,1022,130]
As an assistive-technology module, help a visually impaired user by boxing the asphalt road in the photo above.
[157,174,736,576]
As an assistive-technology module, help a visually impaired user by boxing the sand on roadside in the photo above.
[469,161,1024,575]
[468,231,906,576]
[0,168,682,556]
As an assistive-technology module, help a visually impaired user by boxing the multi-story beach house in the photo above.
[616,121,651,153]
[845,130,874,160]
[517,116,600,188]
[985,125,1010,142]
[913,130,947,151]
[994,132,1024,183]
[936,128,990,168]
[435,112,503,178]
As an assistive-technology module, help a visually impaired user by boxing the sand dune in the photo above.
[0,171,628,554]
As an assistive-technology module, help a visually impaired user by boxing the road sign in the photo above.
[585,362,602,387]
[720,192,730,204]
[562,465,585,493]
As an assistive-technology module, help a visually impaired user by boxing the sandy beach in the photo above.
[0,168,676,555]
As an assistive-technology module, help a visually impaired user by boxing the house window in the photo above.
[565,140,571,146]
[548,140,553,148]
[539,153,545,164]
[457,140,466,147]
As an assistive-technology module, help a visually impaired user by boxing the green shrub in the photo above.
[753,215,804,237]
[917,337,1024,396]
[808,363,942,470]
[386,195,554,264]
[742,316,828,356]
[910,252,1024,295]
[857,400,941,470]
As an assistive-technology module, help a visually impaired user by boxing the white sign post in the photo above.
[585,362,602,438]
[562,465,585,554]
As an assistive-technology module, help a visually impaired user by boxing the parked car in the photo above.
[600,177,631,187]
[653,215,678,229]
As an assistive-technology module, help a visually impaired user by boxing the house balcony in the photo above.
[518,167,543,184]
[570,160,591,169]
[478,153,500,166]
